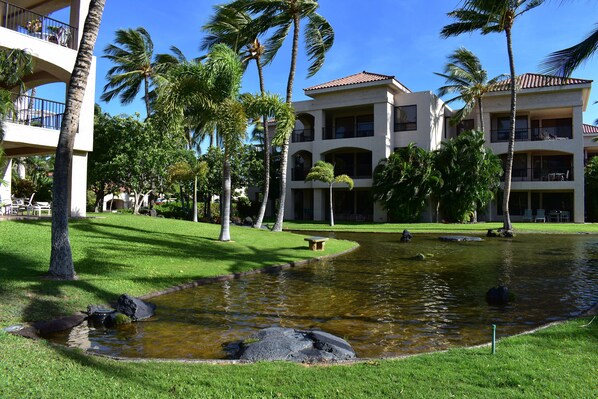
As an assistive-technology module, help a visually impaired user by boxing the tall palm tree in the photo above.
[441,0,545,232]
[226,0,334,232]
[101,27,160,118]
[435,48,505,132]
[49,0,105,280]
[542,23,598,78]
[304,161,353,227]
[202,6,273,229]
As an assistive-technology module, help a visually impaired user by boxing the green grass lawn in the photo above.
[0,214,596,398]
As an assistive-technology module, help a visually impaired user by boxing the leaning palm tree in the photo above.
[305,161,353,227]
[49,0,105,280]
[435,48,505,132]
[226,0,334,232]
[542,23,598,78]
[101,27,160,118]
[441,0,545,232]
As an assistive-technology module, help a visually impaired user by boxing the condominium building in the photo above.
[285,71,593,223]
[0,0,95,216]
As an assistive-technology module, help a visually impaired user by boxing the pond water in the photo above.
[44,232,598,359]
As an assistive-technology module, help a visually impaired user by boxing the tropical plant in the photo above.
[304,161,353,226]
[0,48,33,140]
[202,5,273,229]
[225,0,334,232]
[441,0,545,231]
[101,27,172,118]
[50,0,105,280]
[584,156,598,221]
[542,23,598,78]
[435,47,505,132]
[433,130,502,223]
[372,144,439,223]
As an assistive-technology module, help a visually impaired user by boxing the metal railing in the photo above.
[322,126,374,140]
[6,93,65,130]
[1,0,77,49]
[501,167,573,182]
[491,127,573,143]
[291,129,314,143]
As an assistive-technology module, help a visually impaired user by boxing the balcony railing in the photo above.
[1,0,77,49]
[291,129,314,143]
[501,167,573,182]
[5,93,65,130]
[322,125,374,140]
[491,127,573,143]
[292,168,307,181]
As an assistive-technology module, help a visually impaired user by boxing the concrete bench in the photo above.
[304,236,328,251]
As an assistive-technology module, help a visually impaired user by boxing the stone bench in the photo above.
[304,236,328,251]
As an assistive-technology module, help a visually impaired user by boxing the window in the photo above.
[394,105,417,131]
[457,119,475,136]
[494,116,528,141]
[334,116,354,139]
[356,114,374,137]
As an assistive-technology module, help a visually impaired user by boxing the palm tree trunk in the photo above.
[273,15,301,232]
[502,27,517,232]
[49,0,105,280]
[477,98,485,133]
[254,58,270,229]
[329,184,334,227]
[193,175,198,222]
[218,146,231,241]
[144,75,151,118]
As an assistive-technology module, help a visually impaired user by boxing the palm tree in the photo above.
[202,6,273,229]
[435,48,505,132]
[49,0,105,280]
[542,23,598,78]
[305,161,353,227]
[101,27,161,118]
[226,0,334,232]
[441,0,545,232]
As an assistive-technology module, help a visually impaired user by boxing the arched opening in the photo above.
[292,150,312,181]
[292,113,315,142]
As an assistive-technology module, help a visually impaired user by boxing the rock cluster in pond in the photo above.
[486,229,514,238]
[438,236,483,242]
[235,327,356,362]
[87,294,156,328]
[400,229,413,243]
[486,286,511,306]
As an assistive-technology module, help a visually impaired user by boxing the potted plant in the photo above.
[26,19,42,33]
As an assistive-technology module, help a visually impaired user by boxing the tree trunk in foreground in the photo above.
[49,0,105,280]
[502,27,517,232]
[193,175,198,223]
[218,148,231,241]
[254,58,270,229]
[329,184,334,227]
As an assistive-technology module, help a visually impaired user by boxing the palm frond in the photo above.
[304,13,334,77]
[541,23,598,77]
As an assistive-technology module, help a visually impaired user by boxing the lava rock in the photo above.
[87,306,116,328]
[486,229,498,237]
[486,286,510,306]
[400,229,413,243]
[104,312,132,328]
[238,327,356,362]
[438,236,483,242]
[115,294,156,321]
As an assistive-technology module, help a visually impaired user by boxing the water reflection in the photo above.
[47,233,598,359]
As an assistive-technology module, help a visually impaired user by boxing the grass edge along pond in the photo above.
[0,214,596,398]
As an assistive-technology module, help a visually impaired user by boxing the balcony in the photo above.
[1,1,77,49]
[291,129,314,143]
[501,167,573,182]
[5,93,65,130]
[292,168,307,181]
[491,126,573,143]
[322,124,374,140]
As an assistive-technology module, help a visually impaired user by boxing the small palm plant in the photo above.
[305,161,353,226]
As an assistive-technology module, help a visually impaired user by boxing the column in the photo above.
[0,159,12,204]
[313,189,324,221]
[69,0,92,48]
[69,151,88,217]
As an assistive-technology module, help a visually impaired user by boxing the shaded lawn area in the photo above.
[0,214,356,325]
[284,220,598,234]
[0,214,596,398]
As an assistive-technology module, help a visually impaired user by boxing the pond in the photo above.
[44,232,598,359]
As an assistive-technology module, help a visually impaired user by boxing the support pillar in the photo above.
[69,152,88,217]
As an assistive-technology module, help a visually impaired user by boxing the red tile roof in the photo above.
[305,71,400,91]
[584,124,598,134]
[490,73,592,92]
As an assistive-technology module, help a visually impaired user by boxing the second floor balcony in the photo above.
[291,129,314,143]
[491,127,573,143]
[1,0,77,49]
[5,93,65,130]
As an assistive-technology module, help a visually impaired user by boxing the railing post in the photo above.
[4,1,9,29]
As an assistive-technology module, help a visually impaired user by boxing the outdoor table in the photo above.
[549,211,562,222]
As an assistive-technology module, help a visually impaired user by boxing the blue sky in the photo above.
[53,0,598,124]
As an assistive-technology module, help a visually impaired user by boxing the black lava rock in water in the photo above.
[238,327,356,362]
[486,286,510,306]
[116,294,156,321]
[400,229,413,243]
[86,306,115,328]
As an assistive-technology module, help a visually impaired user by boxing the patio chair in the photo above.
[29,201,51,216]
[522,209,533,222]
[560,211,570,223]
[17,193,35,215]
[534,209,546,222]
